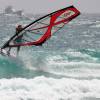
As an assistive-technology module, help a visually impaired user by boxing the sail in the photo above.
[2,5,80,48]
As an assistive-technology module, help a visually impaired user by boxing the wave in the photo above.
[0,49,100,79]
[0,77,100,100]
[34,49,100,78]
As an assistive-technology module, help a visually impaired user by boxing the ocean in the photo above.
[0,13,100,100]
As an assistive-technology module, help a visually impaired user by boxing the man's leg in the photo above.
[7,47,11,55]
[17,46,20,55]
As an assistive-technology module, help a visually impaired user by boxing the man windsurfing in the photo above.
[0,6,80,57]
[7,25,23,55]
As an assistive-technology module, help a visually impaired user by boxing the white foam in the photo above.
[0,77,100,100]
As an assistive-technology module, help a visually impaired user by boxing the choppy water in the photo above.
[0,13,100,100]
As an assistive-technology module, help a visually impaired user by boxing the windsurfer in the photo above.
[14,25,23,55]
[8,25,23,55]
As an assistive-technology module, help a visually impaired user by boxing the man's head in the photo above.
[17,25,22,29]
[16,25,23,34]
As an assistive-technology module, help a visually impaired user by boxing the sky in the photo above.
[0,0,100,14]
